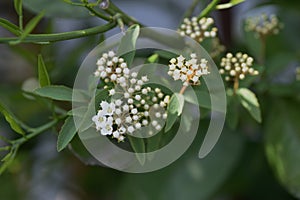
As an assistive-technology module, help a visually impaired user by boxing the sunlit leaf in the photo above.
[237,88,262,123]
[216,0,245,10]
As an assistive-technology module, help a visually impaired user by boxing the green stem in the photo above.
[0,146,11,151]
[0,135,12,144]
[12,115,66,146]
[84,5,112,21]
[0,22,117,44]
[0,18,21,36]
[108,2,143,26]
[198,0,220,19]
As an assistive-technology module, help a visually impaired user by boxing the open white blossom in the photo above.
[178,17,218,43]
[168,53,209,86]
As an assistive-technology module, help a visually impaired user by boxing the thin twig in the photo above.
[0,22,117,44]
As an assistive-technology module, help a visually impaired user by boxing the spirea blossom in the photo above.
[168,53,209,86]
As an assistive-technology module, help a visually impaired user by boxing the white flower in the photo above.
[100,101,115,115]
[109,89,115,96]
[168,53,209,86]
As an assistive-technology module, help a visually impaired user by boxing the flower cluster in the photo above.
[178,17,218,43]
[92,51,170,142]
[219,52,258,81]
[94,51,129,84]
[245,14,283,38]
[168,54,209,86]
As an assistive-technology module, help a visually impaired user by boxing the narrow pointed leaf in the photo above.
[14,0,23,16]
[216,0,245,9]
[0,102,25,135]
[57,116,77,152]
[38,54,51,87]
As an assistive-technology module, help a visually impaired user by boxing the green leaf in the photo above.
[127,135,146,165]
[34,85,88,102]
[216,0,245,9]
[23,0,89,18]
[57,116,77,152]
[165,93,185,132]
[37,54,51,87]
[0,102,25,135]
[68,135,101,165]
[117,24,140,67]
[12,11,45,44]
[0,18,21,35]
[265,99,300,199]
[237,88,262,123]
[14,0,23,16]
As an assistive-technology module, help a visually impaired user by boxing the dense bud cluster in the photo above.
[245,14,283,37]
[168,54,209,86]
[92,51,170,142]
[178,17,218,42]
[219,52,258,81]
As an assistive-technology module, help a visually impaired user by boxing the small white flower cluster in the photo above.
[168,54,209,86]
[245,14,283,38]
[94,51,129,83]
[219,52,258,81]
[178,17,218,43]
[92,51,170,142]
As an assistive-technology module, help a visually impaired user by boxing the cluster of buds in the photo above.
[245,13,283,38]
[168,54,209,86]
[219,52,258,82]
[92,51,170,142]
[178,17,218,43]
